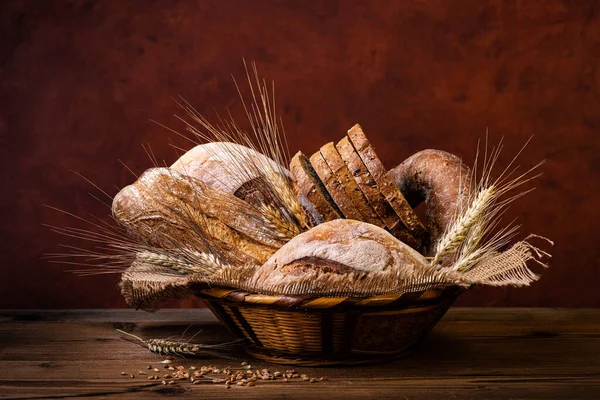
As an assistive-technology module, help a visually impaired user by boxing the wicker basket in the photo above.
[194,286,463,366]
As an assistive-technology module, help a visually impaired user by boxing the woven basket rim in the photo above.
[194,286,463,309]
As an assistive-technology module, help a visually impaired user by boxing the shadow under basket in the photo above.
[194,286,463,366]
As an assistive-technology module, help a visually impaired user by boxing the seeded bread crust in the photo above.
[319,142,383,228]
[336,136,419,250]
[289,151,343,222]
[309,150,364,221]
[347,124,427,244]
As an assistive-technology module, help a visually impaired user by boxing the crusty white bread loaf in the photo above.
[248,219,437,296]
[171,142,290,207]
[389,149,473,255]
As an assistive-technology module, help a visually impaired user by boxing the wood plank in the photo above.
[0,308,599,399]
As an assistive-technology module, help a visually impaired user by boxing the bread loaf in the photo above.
[336,136,419,250]
[389,149,472,255]
[309,149,363,221]
[346,124,427,245]
[112,167,284,264]
[171,142,290,207]
[319,142,383,227]
[248,219,432,296]
[289,151,342,223]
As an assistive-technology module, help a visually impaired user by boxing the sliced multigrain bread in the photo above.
[309,150,364,221]
[290,151,343,222]
[347,124,428,244]
[319,142,384,228]
[336,136,419,250]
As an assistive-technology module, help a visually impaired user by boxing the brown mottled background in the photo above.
[1,0,598,308]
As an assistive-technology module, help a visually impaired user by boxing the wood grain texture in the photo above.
[1,0,599,307]
[0,308,599,399]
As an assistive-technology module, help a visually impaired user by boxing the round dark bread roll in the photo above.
[389,150,473,255]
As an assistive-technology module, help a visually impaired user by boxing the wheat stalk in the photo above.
[188,250,231,272]
[261,167,308,230]
[432,185,495,265]
[116,329,243,359]
[136,251,191,268]
[430,136,552,288]
[171,61,309,238]
[260,204,303,240]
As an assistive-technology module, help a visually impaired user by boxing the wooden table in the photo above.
[1,308,599,399]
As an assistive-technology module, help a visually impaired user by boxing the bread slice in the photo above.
[290,151,343,222]
[347,124,427,243]
[319,142,383,228]
[309,150,363,221]
[336,136,419,249]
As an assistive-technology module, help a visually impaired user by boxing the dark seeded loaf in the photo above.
[309,149,364,221]
[336,136,419,250]
[319,142,383,228]
[290,151,343,222]
[347,124,427,244]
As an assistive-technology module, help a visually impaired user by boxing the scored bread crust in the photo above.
[290,151,343,222]
[112,168,282,264]
[347,124,427,244]
[248,219,432,296]
[171,142,290,207]
[309,150,363,221]
[319,142,383,228]
[336,136,419,250]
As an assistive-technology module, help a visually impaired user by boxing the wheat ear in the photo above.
[171,62,308,239]
[431,135,551,284]
[260,203,303,240]
[432,185,495,265]
[116,329,242,359]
